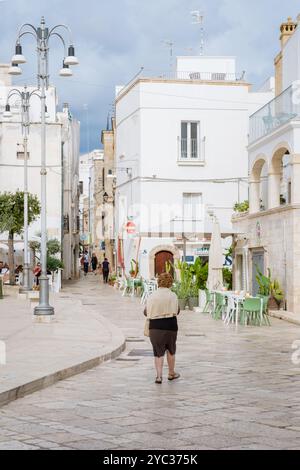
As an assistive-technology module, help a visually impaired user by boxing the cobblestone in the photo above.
[1,276,300,449]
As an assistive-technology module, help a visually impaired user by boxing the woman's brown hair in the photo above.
[158,272,173,288]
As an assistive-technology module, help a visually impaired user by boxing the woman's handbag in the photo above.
[144,319,150,337]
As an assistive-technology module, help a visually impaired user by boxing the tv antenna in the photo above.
[162,40,174,72]
[191,10,205,56]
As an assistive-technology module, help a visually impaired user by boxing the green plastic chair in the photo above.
[257,294,271,326]
[202,289,213,314]
[213,293,226,320]
[122,277,135,297]
[240,297,263,326]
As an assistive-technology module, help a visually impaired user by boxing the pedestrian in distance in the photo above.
[102,257,110,283]
[144,272,180,384]
[91,253,98,275]
[33,262,41,286]
[83,251,89,276]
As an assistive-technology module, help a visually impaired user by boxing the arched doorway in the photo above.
[154,251,174,276]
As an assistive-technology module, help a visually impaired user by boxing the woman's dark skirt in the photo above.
[149,329,177,358]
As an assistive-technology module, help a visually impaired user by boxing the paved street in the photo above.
[1,276,300,450]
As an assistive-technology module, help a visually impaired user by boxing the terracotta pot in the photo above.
[268,296,280,311]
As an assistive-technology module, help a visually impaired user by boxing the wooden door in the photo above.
[155,251,174,276]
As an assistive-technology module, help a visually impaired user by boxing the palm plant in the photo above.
[256,266,284,307]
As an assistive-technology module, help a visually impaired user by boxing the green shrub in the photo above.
[223,268,232,290]
[234,200,249,213]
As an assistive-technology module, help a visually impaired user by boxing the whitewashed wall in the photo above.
[115,57,274,278]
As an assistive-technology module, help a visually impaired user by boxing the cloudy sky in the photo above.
[0,0,299,153]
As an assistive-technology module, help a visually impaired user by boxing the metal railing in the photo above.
[141,70,245,82]
[180,138,199,159]
[249,85,300,144]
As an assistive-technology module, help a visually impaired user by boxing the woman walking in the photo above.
[144,272,180,384]
[102,257,110,284]
[83,251,89,276]
[91,253,98,275]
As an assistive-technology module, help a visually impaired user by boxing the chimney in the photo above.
[275,17,298,97]
[280,17,297,47]
[0,64,12,87]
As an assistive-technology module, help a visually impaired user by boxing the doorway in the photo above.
[155,251,174,276]
[252,250,264,296]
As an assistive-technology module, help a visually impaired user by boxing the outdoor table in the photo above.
[211,290,246,326]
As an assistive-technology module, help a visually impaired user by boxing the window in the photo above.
[183,193,202,220]
[17,151,30,160]
[180,122,200,160]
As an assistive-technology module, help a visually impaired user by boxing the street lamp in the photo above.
[4,86,45,292]
[10,17,79,316]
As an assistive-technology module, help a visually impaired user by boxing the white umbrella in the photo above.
[207,218,224,291]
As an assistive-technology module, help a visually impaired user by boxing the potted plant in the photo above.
[129,259,139,278]
[108,273,117,286]
[172,282,188,310]
[222,267,232,290]
[233,200,249,213]
[256,267,284,311]
[188,281,199,309]
[190,259,208,310]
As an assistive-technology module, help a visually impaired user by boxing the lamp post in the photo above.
[9,17,79,316]
[4,86,46,292]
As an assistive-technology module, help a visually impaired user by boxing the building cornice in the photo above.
[232,203,300,222]
[115,77,251,104]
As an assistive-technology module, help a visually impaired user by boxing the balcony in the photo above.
[180,138,198,160]
[141,70,246,82]
[249,85,300,144]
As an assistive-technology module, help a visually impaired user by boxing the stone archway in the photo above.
[149,244,180,278]
[269,144,291,208]
[249,155,268,213]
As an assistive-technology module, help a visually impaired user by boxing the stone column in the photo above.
[249,180,260,213]
[268,172,281,209]
[291,154,300,204]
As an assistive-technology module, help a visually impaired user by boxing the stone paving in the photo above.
[0,280,124,406]
[1,275,300,450]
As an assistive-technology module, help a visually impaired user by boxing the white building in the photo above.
[79,149,104,253]
[114,55,274,279]
[58,104,81,280]
[0,63,80,281]
[232,16,300,313]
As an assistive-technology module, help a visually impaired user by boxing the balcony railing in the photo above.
[249,85,300,144]
[142,70,245,82]
[116,70,246,98]
[181,138,198,159]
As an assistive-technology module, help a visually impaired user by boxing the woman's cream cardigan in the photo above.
[146,287,179,320]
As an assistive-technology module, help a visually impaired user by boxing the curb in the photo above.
[0,328,126,408]
[268,310,300,326]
